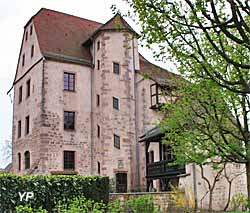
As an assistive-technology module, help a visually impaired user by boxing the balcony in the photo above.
[146,160,186,179]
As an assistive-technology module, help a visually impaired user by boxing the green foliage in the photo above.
[125,195,159,213]
[230,193,249,212]
[0,174,109,212]
[16,205,47,213]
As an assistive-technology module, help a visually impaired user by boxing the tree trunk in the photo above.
[246,162,250,207]
[208,189,213,211]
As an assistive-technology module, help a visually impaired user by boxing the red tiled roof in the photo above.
[33,8,102,62]
[139,54,182,87]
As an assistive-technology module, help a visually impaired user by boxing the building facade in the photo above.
[10,8,247,210]
[11,8,174,192]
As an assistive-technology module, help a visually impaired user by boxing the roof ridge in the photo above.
[24,8,103,28]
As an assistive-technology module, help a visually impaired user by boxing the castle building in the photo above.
[10,9,247,210]
[10,8,178,192]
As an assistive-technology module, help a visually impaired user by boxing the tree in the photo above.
[126,0,250,204]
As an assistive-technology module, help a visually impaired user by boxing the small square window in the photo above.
[97,41,100,50]
[97,125,100,138]
[26,79,31,98]
[97,60,100,70]
[64,111,75,130]
[22,54,25,67]
[25,116,30,135]
[64,72,75,91]
[97,94,100,106]
[113,97,119,110]
[19,86,23,103]
[114,134,120,149]
[18,120,21,138]
[64,151,75,170]
[113,62,120,74]
[31,45,34,58]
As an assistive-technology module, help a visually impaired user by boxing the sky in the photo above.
[0,0,174,168]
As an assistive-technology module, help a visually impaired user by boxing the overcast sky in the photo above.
[0,0,174,168]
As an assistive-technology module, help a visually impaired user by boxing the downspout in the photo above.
[133,37,144,190]
[90,39,95,175]
[192,163,198,209]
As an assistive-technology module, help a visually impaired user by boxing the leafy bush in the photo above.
[125,195,159,213]
[230,193,248,211]
[16,205,47,213]
[0,174,109,212]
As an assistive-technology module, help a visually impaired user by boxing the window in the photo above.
[113,97,119,110]
[30,25,33,35]
[31,45,34,58]
[25,31,28,41]
[26,79,31,98]
[113,62,120,74]
[22,54,25,67]
[96,94,100,107]
[97,125,100,138]
[98,161,101,175]
[149,151,154,163]
[25,116,30,135]
[64,151,75,170]
[116,173,127,193]
[18,153,21,171]
[18,86,23,103]
[97,41,100,50]
[64,72,75,91]
[64,111,75,130]
[24,151,30,169]
[97,60,100,70]
[114,134,120,149]
[18,120,21,138]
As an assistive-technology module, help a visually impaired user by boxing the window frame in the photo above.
[114,134,120,149]
[113,97,119,110]
[18,153,21,171]
[25,115,30,135]
[96,94,100,107]
[113,62,120,74]
[22,54,25,67]
[26,79,31,98]
[64,72,75,92]
[64,111,75,130]
[31,45,34,58]
[24,151,30,170]
[18,86,23,104]
[18,120,21,138]
[64,151,75,170]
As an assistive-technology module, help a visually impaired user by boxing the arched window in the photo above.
[24,151,30,169]
[18,153,21,171]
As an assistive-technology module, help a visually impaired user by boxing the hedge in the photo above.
[0,174,109,212]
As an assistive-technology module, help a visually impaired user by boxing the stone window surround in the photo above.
[63,72,76,92]
[114,134,120,149]
[113,61,120,74]
[113,96,119,110]
[24,150,30,170]
[63,150,76,171]
[26,78,31,98]
[63,111,76,130]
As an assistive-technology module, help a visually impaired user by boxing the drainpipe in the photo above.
[90,39,95,175]
[133,37,145,190]
[192,163,198,209]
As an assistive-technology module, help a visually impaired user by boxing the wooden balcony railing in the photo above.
[146,160,185,179]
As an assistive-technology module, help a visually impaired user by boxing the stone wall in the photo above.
[110,192,172,212]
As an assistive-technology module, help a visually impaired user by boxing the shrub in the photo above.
[0,174,109,212]
[230,193,248,211]
[125,195,159,213]
[16,205,47,213]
